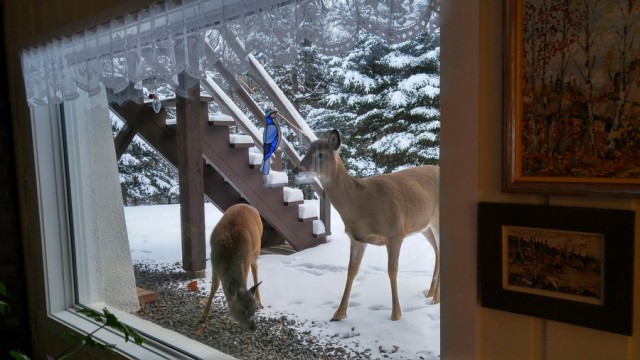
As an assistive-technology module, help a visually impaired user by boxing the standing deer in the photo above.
[200,203,263,330]
[295,129,439,321]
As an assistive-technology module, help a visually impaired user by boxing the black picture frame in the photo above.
[478,202,635,335]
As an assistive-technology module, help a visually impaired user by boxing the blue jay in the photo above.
[261,109,282,175]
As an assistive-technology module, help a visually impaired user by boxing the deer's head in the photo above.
[227,282,261,330]
[295,129,342,183]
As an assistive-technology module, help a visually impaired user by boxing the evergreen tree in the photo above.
[114,27,441,204]
[112,114,179,206]
[309,30,440,177]
[254,40,332,130]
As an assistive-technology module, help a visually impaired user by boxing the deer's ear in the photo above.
[249,281,262,295]
[328,129,342,151]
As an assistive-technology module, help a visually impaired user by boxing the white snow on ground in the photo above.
[127,201,440,359]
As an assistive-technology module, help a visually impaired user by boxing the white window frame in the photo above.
[30,92,235,360]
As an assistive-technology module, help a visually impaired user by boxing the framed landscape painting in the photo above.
[478,202,635,335]
[502,0,640,196]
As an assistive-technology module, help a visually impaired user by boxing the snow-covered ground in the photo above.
[127,201,440,359]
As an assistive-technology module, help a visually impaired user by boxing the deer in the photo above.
[294,129,439,321]
[200,203,263,330]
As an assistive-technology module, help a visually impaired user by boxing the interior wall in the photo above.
[474,1,640,359]
[0,4,31,356]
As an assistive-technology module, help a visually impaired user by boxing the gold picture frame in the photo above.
[502,0,640,196]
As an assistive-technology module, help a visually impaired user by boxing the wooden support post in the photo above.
[176,73,206,278]
[319,194,331,237]
[114,124,137,160]
[108,85,142,161]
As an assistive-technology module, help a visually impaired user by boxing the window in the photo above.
[24,1,442,358]
[33,90,230,358]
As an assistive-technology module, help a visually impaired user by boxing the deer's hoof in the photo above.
[330,312,346,322]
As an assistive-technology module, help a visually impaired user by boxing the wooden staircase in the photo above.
[110,100,326,251]
[111,31,331,277]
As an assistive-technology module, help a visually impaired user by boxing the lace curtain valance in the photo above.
[21,0,439,107]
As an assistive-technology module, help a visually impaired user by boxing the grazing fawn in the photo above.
[295,129,440,321]
[200,203,263,330]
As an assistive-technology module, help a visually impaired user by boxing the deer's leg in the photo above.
[201,272,221,322]
[331,238,367,321]
[251,260,262,308]
[423,222,440,304]
[431,275,440,305]
[387,239,403,320]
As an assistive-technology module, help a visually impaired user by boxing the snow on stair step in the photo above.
[312,219,326,237]
[229,134,254,148]
[298,202,318,222]
[283,187,304,205]
[263,170,289,188]
[248,152,263,168]
[209,114,235,126]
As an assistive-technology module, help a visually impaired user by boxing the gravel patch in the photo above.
[133,261,375,360]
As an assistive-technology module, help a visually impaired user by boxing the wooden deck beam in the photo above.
[114,124,137,160]
[176,73,206,278]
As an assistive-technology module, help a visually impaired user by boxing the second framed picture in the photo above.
[478,202,635,335]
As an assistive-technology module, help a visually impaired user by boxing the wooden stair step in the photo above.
[283,186,304,206]
[229,134,255,148]
[165,118,177,128]
[312,219,326,237]
[263,171,289,188]
[249,152,263,168]
[298,202,318,222]
[209,114,235,126]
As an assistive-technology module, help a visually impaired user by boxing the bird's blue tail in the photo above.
[260,158,271,175]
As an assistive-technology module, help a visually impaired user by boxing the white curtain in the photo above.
[21,0,439,107]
